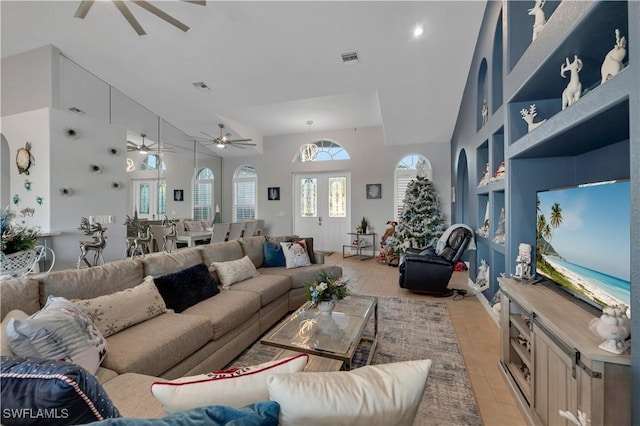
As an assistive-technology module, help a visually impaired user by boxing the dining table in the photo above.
[175,231,211,247]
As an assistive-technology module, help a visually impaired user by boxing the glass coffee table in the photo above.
[261,295,378,371]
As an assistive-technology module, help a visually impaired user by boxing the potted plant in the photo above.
[360,217,369,234]
[304,271,350,315]
[1,207,41,278]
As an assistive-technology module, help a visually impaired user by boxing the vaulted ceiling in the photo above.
[1,1,486,156]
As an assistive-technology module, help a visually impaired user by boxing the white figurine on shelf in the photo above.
[561,55,583,110]
[601,29,627,84]
[470,259,490,295]
[481,98,489,125]
[478,163,490,187]
[416,158,428,179]
[520,104,546,132]
[528,0,546,42]
[490,161,506,182]
[588,305,631,354]
[493,208,506,244]
[513,243,533,280]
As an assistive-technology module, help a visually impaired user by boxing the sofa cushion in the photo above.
[280,241,311,269]
[182,290,261,340]
[102,312,212,376]
[1,310,28,356]
[102,373,165,419]
[6,296,107,374]
[85,402,280,426]
[263,240,286,267]
[141,248,202,278]
[151,354,308,413]
[0,356,121,425]
[238,236,266,268]
[267,359,432,426]
[198,241,244,266]
[212,256,259,288]
[260,264,343,289]
[153,263,220,313]
[73,275,167,337]
[226,274,291,307]
[0,278,40,319]
[40,259,145,305]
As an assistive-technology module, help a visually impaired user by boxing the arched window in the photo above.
[293,140,350,162]
[394,154,432,219]
[193,167,214,221]
[233,165,257,221]
[137,154,166,171]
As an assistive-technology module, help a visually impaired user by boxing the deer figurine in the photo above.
[601,29,627,84]
[163,221,178,253]
[520,104,546,132]
[78,218,107,268]
[130,226,153,258]
[528,0,546,42]
[561,55,583,110]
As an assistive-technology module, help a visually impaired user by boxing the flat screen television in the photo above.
[535,180,630,310]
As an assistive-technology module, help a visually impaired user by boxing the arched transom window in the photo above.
[294,140,350,162]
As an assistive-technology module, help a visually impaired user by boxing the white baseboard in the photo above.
[469,277,500,327]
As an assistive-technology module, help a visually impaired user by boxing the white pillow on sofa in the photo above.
[151,354,308,413]
[266,359,432,426]
[280,240,311,269]
[211,255,259,288]
[1,310,28,356]
[5,296,108,374]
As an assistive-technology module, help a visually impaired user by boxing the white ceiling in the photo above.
[1,1,486,156]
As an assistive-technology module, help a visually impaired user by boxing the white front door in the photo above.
[132,178,166,220]
[293,172,350,252]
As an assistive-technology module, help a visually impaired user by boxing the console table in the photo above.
[342,233,376,260]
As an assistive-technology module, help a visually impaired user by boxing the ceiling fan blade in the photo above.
[113,0,146,36]
[131,1,190,32]
[74,0,95,18]
[228,139,253,143]
[182,0,206,5]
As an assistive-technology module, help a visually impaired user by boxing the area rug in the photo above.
[228,296,482,426]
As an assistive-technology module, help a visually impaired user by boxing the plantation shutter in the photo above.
[234,180,256,221]
[395,170,416,220]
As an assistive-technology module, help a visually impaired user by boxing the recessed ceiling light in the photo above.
[413,26,424,38]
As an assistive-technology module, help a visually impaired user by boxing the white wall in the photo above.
[222,126,451,238]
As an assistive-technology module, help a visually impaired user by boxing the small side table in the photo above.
[343,233,376,260]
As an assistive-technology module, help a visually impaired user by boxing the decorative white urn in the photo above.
[317,299,336,316]
[588,305,631,354]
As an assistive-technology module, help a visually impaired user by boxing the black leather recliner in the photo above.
[398,226,473,297]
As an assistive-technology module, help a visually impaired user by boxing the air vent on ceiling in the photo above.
[192,81,211,91]
[341,50,360,65]
[68,107,85,114]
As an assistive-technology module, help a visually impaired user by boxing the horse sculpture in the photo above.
[163,221,178,253]
[78,219,107,268]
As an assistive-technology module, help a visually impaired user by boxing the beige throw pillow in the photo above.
[211,256,259,288]
[73,275,167,337]
[267,359,432,425]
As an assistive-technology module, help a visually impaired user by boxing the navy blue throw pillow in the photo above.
[153,263,220,313]
[0,356,121,425]
[263,240,286,267]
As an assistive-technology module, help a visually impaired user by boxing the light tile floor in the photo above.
[323,252,527,426]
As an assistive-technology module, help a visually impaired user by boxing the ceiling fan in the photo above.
[193,124,256,149]
[127,134,174,154]
[74,0,205,36]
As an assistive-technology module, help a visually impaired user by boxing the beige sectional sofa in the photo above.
[0,235,341,418]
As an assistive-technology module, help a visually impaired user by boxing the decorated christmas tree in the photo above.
[386,176,445,255]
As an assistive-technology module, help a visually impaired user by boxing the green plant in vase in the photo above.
[360,217,369,234]
[0,207,40,255]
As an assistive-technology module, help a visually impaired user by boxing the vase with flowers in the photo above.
[304,271,350,316]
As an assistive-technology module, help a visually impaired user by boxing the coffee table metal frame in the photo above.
[261,295,378,370]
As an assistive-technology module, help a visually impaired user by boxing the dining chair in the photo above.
[227,222,245,240]
[242,220,258,238]
[211,222,231,243]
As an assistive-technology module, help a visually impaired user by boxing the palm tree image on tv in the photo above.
[535,182,631,308]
